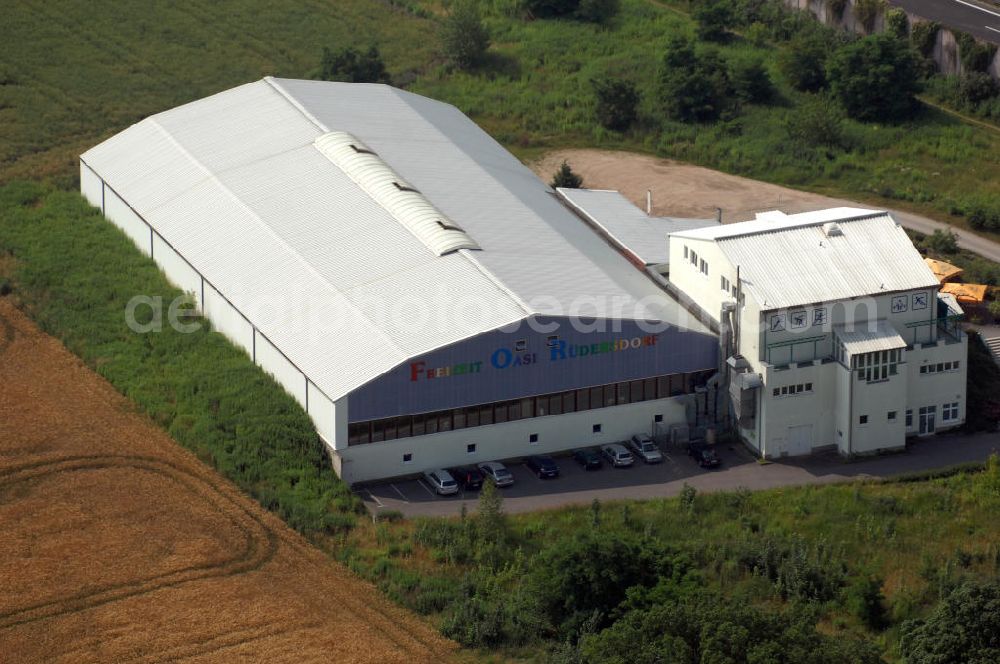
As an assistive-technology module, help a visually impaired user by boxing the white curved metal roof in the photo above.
[81,77,710,401]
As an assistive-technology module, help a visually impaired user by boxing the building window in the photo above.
[403,453,413,464]
[684,246,689,260]
[654,414,663,423]
[593,424,602,434]
[467,443,476,454]
[514,339,527,352]
[529,433,539,443]
[921,361,960,375]
[859,415,868,425]
[546,335,559,347]
[690,250,698,266]
[854,349,899,383]
[721,276,730,293]
[942,402,959,422]
[699,259,708,275]
[773,382,813,398]
[888,411,897,421]
[906,409,913,427]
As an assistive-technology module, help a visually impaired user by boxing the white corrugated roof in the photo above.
[835,320,906,355]
[557,188,717,265]
[82,78,708,402]
[675,209,939,310]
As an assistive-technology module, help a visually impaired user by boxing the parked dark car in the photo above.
[573,448,603,470]
[525,455,560,479]
[688,442,721,468]
[449,466,484,490]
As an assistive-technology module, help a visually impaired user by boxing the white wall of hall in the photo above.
[254,331,307,408]
[334,395,690,485]
[152,234,201,300]
[307,381,347,450]
[202,281,255,357]
[103,184,151,257]
[80,161,104,211]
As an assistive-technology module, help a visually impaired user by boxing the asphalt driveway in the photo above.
[360,431,1000,517]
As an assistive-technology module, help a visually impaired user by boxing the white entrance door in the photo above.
[918,406,936,435]
[787,424,814,455]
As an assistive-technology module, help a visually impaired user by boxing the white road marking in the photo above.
[389,483,409,503]
[365,489,384,508]
[987,25,1000,34]
[416,479,438,498]
[952,0,1000,20]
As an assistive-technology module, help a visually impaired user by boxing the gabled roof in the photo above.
[834,320,906,355]
[556,188,717,266]
[81,78,709,402]
[671,208,939,310]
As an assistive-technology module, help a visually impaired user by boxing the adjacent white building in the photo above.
[80,78,718,484]
[667,208,968,458]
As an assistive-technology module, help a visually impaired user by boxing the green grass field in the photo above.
[3,0,1000,233]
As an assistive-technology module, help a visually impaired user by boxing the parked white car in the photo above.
[423,469,459,495]
[477,461,515,487]
[628,434,663,464]
[601,443,634,468]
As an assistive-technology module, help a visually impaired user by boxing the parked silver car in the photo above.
[628,434,664,464]
[477,461,515,487]
[423,468,459,495]
[600,443,634,467]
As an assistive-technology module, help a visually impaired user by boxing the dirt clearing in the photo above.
[531,148,856,221]
[0,298,455,663]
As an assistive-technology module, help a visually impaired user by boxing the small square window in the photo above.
[546,335,559,347]
[859,415,868,425]
[654,414,663,423]
[402,453,413,464]
[805,383,812,391]
[529,433,538,443]
[773,388,780,397]
[467,443,476,454]
[593,424,602,434]
[954,361,960,370]
[888,411,897,421]
[514,339,527,352]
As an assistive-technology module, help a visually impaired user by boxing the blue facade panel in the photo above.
[348,317,718,422]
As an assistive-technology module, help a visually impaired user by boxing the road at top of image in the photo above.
[889,0,1000,44]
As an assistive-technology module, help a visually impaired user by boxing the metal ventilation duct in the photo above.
[314,131,480,256]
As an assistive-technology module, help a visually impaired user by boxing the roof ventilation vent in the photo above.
[314,131,480,256]
[822,222,843,237]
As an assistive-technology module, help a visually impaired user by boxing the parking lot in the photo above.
[359,431,1000,517]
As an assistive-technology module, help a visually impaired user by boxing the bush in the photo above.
[319,45,389,83]
[853,0,885,34]
[441,0,491,70]
[956,31,998,74]
[693,0,736,42]
[921,228,959,255]
[551,160,583,188]
[827,33,921,122]
[959,72,1000,107]
[884,7,908,39]
[659,36,733,122]
[522,0,579,18]
[729,53,774,104]
[592,77,639,130]
[846,576,888,630]
[575,0,620,23]
[779,30,831,92]
[786,94,845,148]
[910,20,940,58]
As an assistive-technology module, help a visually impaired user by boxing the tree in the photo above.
[885,7,909,39]
[475,479,507,568]
[551,161,583,188]
[901,581,1000,663]
[658,36,733,123]
[958,72,1000,108]
[786,94,845,148]
[319,45,389,83]
[441,0,491,70]
[523,0,579,18]
[693,0,735,42]
[729,54,774,105]
[827,33,921,122]
[592,77,640,130]
[779,31,830,92]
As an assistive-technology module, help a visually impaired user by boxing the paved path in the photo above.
[362,431,1000,517]
[888,0,1000,45]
